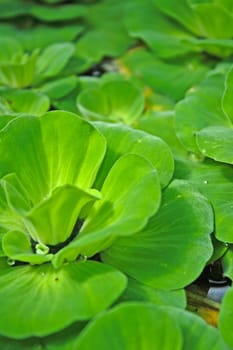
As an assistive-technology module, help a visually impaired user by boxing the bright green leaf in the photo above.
[175,71,231,153]
[2,89,50,116]
[0,260,127,338]
[93,121,174,188]
[120,277,186,308]
[196,126,233,164]
[222,64,233,122]
[102,179,213,289]
[2,230,53,264]
[175,157,233,242]
[165,306,231,350]
[26,185,100,245]
[75,302,182,350]
[35,42,75,82]
[53,154,161,267]
[77,80,145,125]
[40,76,78,99]
[219,287,233,348]
[222,246,233,280]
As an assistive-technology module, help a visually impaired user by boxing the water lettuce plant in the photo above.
[0,109,216,347]
[77,78,144,125]
[1,0,233,348]
[0,37,75,88]
[0,110,159,337]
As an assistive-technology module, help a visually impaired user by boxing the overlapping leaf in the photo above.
[0,259,127,338]
[102,180,213,289]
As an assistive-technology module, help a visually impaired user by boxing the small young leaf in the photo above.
[26,185,100,245]
[2,230,52,264]
[53,154,161,267]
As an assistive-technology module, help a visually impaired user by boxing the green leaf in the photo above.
[1,172,31,213]
[196,126,233,164]
[0,260,127,338]
[102,180,213,289]
[0,336,43,350]
[0,36,22,62]
[219,287,233,348]
[125,2,198,58]
[2,230,53,264]
[40,75,78,99]
[165,307,231,350]
[119,49,208,101]
[43,322,86,350]
[13,24,83,51]
[0,175,29,236]
[222,64,233,122]
[82,154,160,235]
[153,0,200,35]
[30,3,86,21]
[40,110,106,190]
[0,49,38,88]
[93,121,174,189]
[120,277,186,308]
[77,80,145,125]
[35,42,75,82]
[2,89,50,116]
[175,157,233,242]
[0,111,106,203]
[136,110,187,159]
[0,115,49,203]
[75,303,182,350]
[52,86,80,113]
[192,3,233,38]
[26,185,100,245]
[175,71,231,153]
[53,154,161,267]
[0,1,86,21]
[75,29,132,65]
[222,246,233,280]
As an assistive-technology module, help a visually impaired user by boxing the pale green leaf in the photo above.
[94,121,174,189]
[26,185,100,245]
[2,230,53,264]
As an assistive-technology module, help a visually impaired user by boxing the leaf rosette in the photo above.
[0,110,165,338]
[0,110,214,342]
[0,37,75,88]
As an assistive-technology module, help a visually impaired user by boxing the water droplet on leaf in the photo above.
[7,258,15,266]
